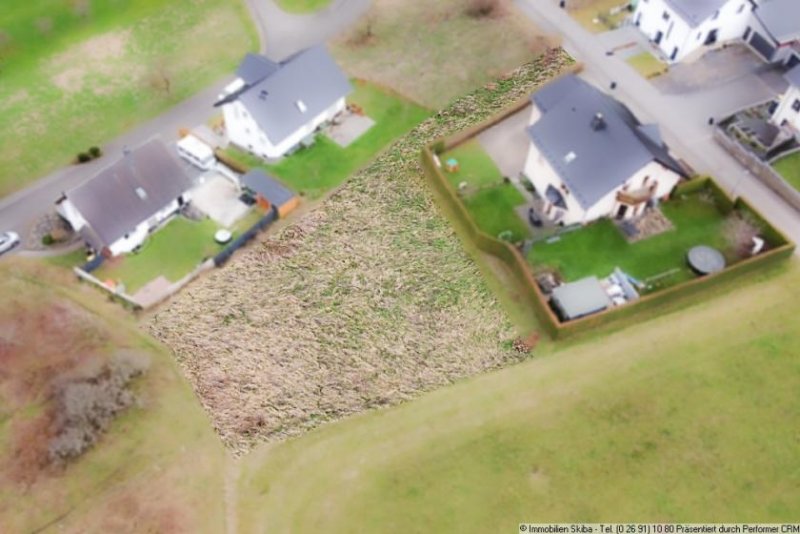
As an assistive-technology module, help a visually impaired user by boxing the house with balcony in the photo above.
[522,75,688,226]
[632,0,754,63]
[214,45,352,160]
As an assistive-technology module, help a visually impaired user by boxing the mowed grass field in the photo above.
[331,0,550,109]
[237,261,800,531]
[274,0,331,13]
[0,261,227,532]
[0,0,256,197]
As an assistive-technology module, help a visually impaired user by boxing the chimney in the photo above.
[591,112,606,131]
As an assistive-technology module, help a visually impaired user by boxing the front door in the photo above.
[670,47,679,60]
[616,204,629,219]
[704,29,718,46]
[654,31,663,45]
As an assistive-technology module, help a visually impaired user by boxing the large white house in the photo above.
[56,139,194,257]
[771,65,800,131]
[523,75,688,226]
[633,0,754,63]
[215,46,352,160]
[743,0,800,66]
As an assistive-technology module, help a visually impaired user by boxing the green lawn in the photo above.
[274,0,330,13]
[442,140,530,242]
[569,0,631,33]
[528,195,730,286]
[443,139,506,190]
[627,51,668,79]
[464,184,531,242]
[773,151,800,192]
[237,263,800,530]
[0,0,256,197]
[92,216,227,293]
[231,80,430,198]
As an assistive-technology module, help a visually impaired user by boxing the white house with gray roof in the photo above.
[743,0,800,66]
[523,75,687,226]
[771,65,800,131]
[215,45,352,160]
[633,0,754,62]
[56,139,193,257]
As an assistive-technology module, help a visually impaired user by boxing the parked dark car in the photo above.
[528,208,543,227]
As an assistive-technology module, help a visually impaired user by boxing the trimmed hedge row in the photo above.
[422,145,795,340]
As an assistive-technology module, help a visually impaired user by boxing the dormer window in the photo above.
[135,187,147,200]
[296,100,307,113]
[564,151,576,163]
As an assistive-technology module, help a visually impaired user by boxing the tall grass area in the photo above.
[0,0,256,196]
[237,262,800,529]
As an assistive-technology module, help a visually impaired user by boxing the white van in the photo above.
[176,135,216,170]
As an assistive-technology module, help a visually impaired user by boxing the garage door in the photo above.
[749,32,776,61]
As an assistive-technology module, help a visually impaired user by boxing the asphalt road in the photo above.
[515,0,800,250]
[0,0,370,249]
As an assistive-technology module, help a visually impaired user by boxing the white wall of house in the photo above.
[223,96,346,160]
[108,197,183,256]
[771,84,800,131]
[56,198,88,232]
[634,0,753,62]
[523,142,682,225]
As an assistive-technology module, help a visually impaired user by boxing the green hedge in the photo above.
[423,142,795,340]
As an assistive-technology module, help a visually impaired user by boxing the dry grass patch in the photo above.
[331,0,554,109]
[147,50,574,454]
[0,261,227,533]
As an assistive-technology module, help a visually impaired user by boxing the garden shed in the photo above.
[241,169,299,218]
[551,276,612,321]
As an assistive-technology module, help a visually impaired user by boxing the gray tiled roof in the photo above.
[241,169,295,207]
[527,75,685,210]
[551,276,612,320]
[785,65,800,87]
[230,45,352,146]
[755,0,800,43]
[65,139,193,250]
[664,0,730,27]
[236,53,280,86]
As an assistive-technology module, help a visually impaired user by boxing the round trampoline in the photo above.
[214,229,232,244]
[687,245,726,275]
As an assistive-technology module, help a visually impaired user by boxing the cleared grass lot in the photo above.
[331,0,547,109]
[0,0,256,197]
[237,261,800,530]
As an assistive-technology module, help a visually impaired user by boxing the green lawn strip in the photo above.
[43,248,88,269]
[772,151,800,192]
[259,80,430,198]
[0,0,257,197]
[237,265,800,529]
[442,139,506,189]
[528,195,730,284]
[626,51,667,79]
[463,184,530,242]
[92,216,226,293]
[274,0,331,13]
[569,0,630,33]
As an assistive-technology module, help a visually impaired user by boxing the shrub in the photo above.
[76,152,91,164]
[47,352,150,464]
[497,230,514,242]
[41,233,55,246]
[88,146,102,159]
[465,0,505,19]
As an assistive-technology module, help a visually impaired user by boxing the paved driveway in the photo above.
[477,107,532,179]
[653,44,788,95]
[191,174,249,228]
